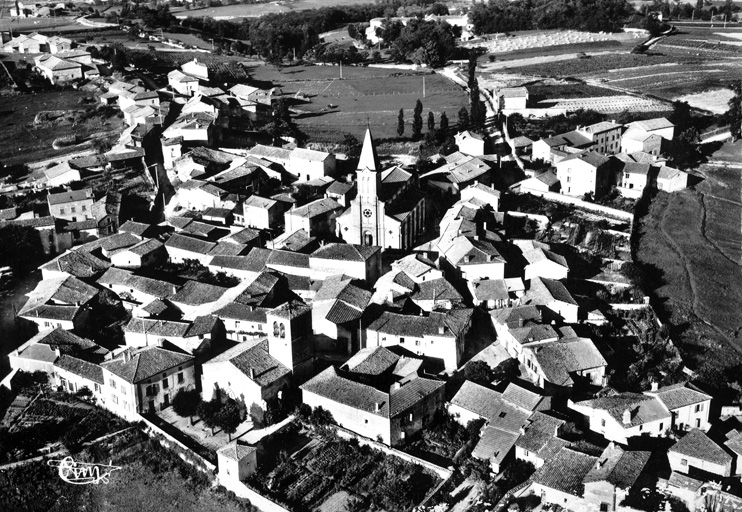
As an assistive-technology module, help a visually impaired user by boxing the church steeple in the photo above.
[358,128,381,172]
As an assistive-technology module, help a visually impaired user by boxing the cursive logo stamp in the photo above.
[47,456,121,485]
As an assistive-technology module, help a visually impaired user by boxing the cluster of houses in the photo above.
[6,117,732,512]
[499,87,690,200]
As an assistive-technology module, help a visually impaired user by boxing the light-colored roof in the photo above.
[102,346,193,383]
[529,338,607,386]
[288,197,341,219]
[206,338,290,386]
[532,447,598,496]
[627,118,674,132]
[218,442,257,461]
[584,445,650,489]
[645,382,712,411]
[358,128,381,172]
[670,429,732,466]
[574,393,670,427]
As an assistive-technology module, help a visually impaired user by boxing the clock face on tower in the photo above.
[363,208,372,218]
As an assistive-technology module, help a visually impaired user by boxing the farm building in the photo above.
[34,54,83,84]
[555,151,612,198]
[497,87,529,111]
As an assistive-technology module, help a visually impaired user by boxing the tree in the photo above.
[439,111,449,132]
[397,108,405,137]
[215,399,242,441]
[458,107,469,129]
[197,399,220,435]
[172,389,202,425]
[464,361,494,385]
[412,99,423,140]
[427,111,435,132]
[491,358,521,382]
[467,49,478,90]
[0,225,44,270]
[728,81,742,140]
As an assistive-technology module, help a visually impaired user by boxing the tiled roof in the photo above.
[267,249,309,269]
[368,309,472,339]
[451,381,531,431]
[574,393,670,427]
[40,249,110,279]
[97,267,177,299]
[55,354,104,384]
[670,429,732,466]
[102,346,193,383]
[524,277,577,306]
[288,197,341,219]
[218,442,257,461]
[542,130,592,148]
[470,279,509,302]
[530,338,606,386]
[269,300,311,320]
[509,324,559,346]
[210,255,262,272]
[472,426,519,465]
[213,303,269,323]
[124,317,191,337]
[412,277,462,303]
[667,471,704,492]
[628,118,673,131]
[208,242,249,257]
[19,276,98,317]
[19,327,102,356]
[559,150,610,168]
[248,144,293,162]
[170,280,228,305]
[119,220,154,237]
[490,305,542,327]
[275,229,317,253]
[516,411,567,454]
[646,382,712,411]
[165,233,216,255]
[47,188,93,206]
[99,232,140,253]
[311,243,379,262]
[125,238,164,257]
[532,447,598,496]
[206,339,290,386]
[658,165,685,180]
[581,121,621,134]
[244,194,277,210]
[502,382,544,411]
[584,445,650,489]
[343,347,400,376]
[523,248,568,268]
[291,147,330,162]
[223,228,261,245]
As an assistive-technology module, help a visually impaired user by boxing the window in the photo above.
[60,377,67,388]
[601,419,606,427]
[60,208,65,215]
[162,378,169,389]
[235,321,240,329]
[71,207,76,213]
[123,401,128,411]
[94,383,100,393]
[499,412,507,418]
[112,395,119,404]
[600,504,609,512]
[400,337,405,344]
[681,458,688,466]
[695,403,704,413]
[121,386,126,395]
[415,340,420,346]
[273,321,279,337]
[178,372,184,384]
[279,323,285,338]
[81,205,87,211]
[696,418,701,428]
[109,379,116,389]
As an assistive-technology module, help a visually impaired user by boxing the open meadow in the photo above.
[635,140,742,373]
[249,64,469,142]
[0,16,87,33]
[0,90,124,166]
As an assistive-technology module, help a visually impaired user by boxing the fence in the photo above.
[138,414,216,473]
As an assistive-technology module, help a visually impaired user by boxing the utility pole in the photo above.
[423,76,426,98]
[339,60,343,79]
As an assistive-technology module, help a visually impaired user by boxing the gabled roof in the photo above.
[524,277,577,306]
[580,121,622,134]
[102,346,193,384]
[584,445,650,489]
[47,188,93,206]
[291,147,331,162]
[19,276,98,317]
[40,249,110,278]
[502,382,545,411]
[470,279,509,302]
[670,429,732,466]
[490,305,542,327]
[55,354,104,384]
[165,233,216,255]
[472,425,519,465]
[645,382,712,411]
[523,248,568,268]
[541,130,592,149]
[532,447,598,496]
[343,346,400,376]
[573,393,670,427]
[123,238,164,257]
[287,197,341,219]
[97,267,176,299]
[244,194,277,210]
[170,280,228,306]
[213,303,269,323]
[529,338,607,386]
[368,309,473,339]
[516,411,567,455]
[205,339,290,386]
[559,151,610,169]
[627,118,674,132]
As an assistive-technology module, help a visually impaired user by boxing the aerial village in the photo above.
[1,2,742,512]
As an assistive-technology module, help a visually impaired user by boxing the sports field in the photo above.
[249,64,469,142]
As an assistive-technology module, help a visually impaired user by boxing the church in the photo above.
[336,129,427,251]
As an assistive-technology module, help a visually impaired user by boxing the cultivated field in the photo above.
[172,0,377,19]
[249,64,469,142]
[635,140,742,372]
[0,16,86,33]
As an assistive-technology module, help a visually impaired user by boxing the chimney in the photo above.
[483,221,488,232]
[422,252,428,260]
[438,325,445,334]
[392,382,401,391]
[487,254,494,262]
[518,317,524,328]
[374,402,381,413]
[622,409,632,424]
[123,349,131,363]
[651,381,659,392]
[249,368,256,379]
[608,441,615,450]
[172,285,178,295]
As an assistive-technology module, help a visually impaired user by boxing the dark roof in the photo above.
[574,393,670,427]
[119,220,155,237]
[206,339,290,386]
[584,445,650,489]
[165,233,216,255]
[210,255,262,272]
[170,280,228,305]
[97,267,176,299]
[502,382,545,411]
[343,347,400,376]
[532,447,598,496]
[54,354,104,384]
[524,277,578,306]
[368,309,473,339]
[18,276,98,317]
[213,303,268,323]
[124,317,191,337]
[670,429,732,466]
[516,411,567,455]
[99,232,140,252]
[102,346,193,383]
[530,338,606,386]
[40,249,111,278]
